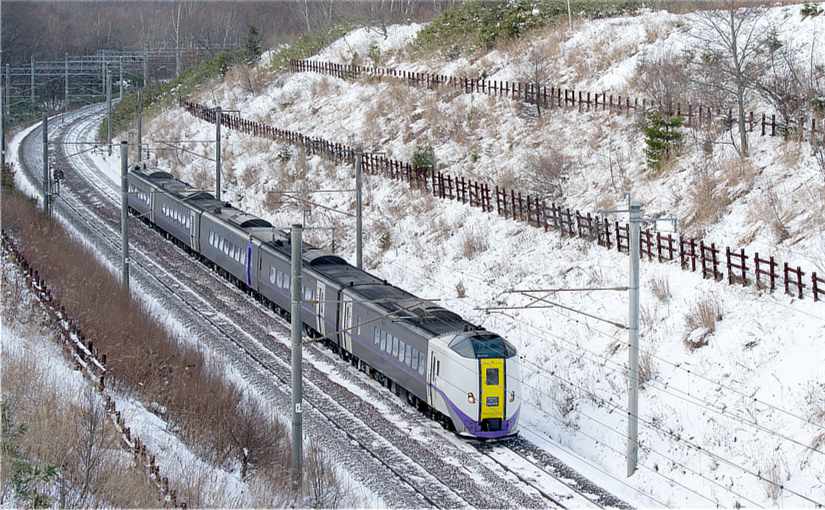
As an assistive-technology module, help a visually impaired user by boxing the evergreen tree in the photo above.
[644,112,683,172]
[245,25,262,64]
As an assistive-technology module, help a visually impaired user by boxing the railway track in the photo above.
[13,105,631,509]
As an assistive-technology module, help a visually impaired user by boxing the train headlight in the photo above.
[509,391,515,402]
[467,392,476,404]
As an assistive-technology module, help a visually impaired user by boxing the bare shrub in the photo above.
[763,188,792,243]
[304,446,346,508]
[461,228,488,259]
[632,52,692,110]
[639,350,658,387]
[648,276,672,302]
[721,156,758,198]
[225,64,266,95]
[522,147,573,202]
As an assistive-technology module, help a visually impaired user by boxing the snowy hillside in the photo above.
[141,5,825,507]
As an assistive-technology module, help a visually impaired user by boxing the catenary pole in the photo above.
[215,106,222,200]
[355,148,363,270]
[120,141,130,292]
[143,46,149,87]
[1,69,5,172]
[119,56,123,100]
[290,224,303,495]
[627,198,641,477]
[30,55,35,106]
[137,89,143,162]
[106,68,112,156]
[5,65,10,116]
[42,113,50,216]
[64,54,69,110]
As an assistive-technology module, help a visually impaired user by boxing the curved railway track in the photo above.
[13,105,631,509]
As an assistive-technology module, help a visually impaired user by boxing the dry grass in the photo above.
[685,163,730,238]
[1,337,160,507]
[683,298,722,351]
[648,275,672,302]
[748,188,793,244]
[461,228,488,259]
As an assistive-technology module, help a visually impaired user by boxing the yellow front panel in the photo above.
[480,358,505,420]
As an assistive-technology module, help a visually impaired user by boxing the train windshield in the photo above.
[449,334,517,359]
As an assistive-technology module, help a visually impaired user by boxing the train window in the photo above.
[436,360,440,376]
[404,345,412,366]
[411,348,419,370]
[373,327,380,346]
[379,331,387,352]
[399,341,406,363]
[449,333,517,359]
[284,276,290,291]
[209,231,214,246]
[418,353,425,375]
[391,336,399,358]
[269,267,276,284]
[486,368,499,386]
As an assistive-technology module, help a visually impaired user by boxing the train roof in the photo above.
[132,165,476,338]
[131,166,272,231]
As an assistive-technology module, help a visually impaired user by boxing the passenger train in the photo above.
[127,166,520,439]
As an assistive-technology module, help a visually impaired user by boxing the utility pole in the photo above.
[626,198,641,477]
[106,68,112,156]
[290,223,303,496]
[64,54,69,111]
[30,55,35,106]
[1,71,5,172]
[355,148,363,270]
[143,46,149,87]
[119,56,124,100]
[137,89,143,162]
[215,106,221,200]
[566,0,573,32]
[120,140,130,292]
[5,65,10,116]
[42,113,50,216]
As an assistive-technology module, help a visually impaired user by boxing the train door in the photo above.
[479,358,505,427]
[341,294,353,352]
[316,282,326,336]
[428,352,437,406]
[190,210,198,249]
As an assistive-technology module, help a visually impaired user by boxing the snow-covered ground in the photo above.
[138,5,825,507]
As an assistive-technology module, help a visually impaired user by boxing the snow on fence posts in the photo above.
[754,252,778,292]
[181,99,823,304]
[813,272,824,302]
[726,247,750,286]
[783,263,806,299]
[0,231,187,509]
[699,241,722,281]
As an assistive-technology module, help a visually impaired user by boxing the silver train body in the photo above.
[127,167,521,439]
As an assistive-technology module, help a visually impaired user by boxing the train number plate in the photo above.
[486,396,499,407]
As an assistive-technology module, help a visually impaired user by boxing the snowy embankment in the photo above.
[142,7,825,507]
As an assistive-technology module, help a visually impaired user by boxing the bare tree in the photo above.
[756,31,811,133]
[690,1,767,158]
[522,42,555,117]
[634,51,692,113]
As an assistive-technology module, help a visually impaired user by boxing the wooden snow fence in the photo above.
[180,99,824,305]
[289,59,825,145]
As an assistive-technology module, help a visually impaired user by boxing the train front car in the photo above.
[429,330,520,439]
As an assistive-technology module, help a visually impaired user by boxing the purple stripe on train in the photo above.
[434,387,519,439]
